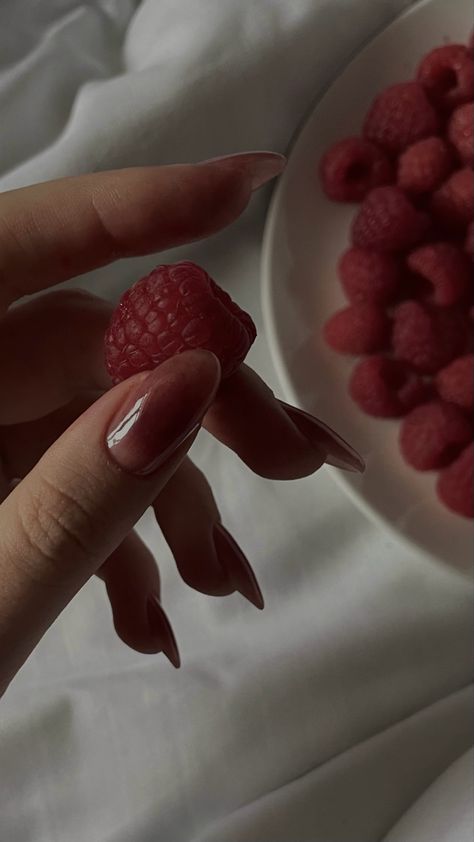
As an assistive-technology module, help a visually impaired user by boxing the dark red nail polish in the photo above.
[213,524,264,610]
[279,401,365,473]
[106,351,220,476]
[147,594,181,668]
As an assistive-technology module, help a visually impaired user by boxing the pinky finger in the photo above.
[98,531,180,666]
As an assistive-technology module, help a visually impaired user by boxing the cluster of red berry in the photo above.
[320,40,474,518]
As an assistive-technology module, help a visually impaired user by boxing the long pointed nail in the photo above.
[213,524,264,610]
[146,595,181,668]
[279,401,365,473]
[200,151,287,191]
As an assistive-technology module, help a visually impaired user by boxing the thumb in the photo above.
[0,350,220,692]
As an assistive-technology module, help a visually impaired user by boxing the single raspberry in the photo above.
[392,300,468,374]
[437,443,474,518]
[431,168,474,231]
[465,221,474,257]
[351,187,429,252]
[399,400,472,471]
[397,137,453,194]
[436,354,474,411]
[447,103,474,165]
[338,247,401,304]
[417,44,474,111]
[319,137,393,202]
[323,304,389,355]
[363,82,439,154]
[104,261,256,383]
[406,243,471,306]
[349,356,430,417]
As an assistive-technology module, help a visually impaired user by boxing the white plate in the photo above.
[262,0,473,576]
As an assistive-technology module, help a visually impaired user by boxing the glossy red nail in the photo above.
[147,594,181,668]
[106,351,220,476]
[279,401,365,473]
[213,524,264,610]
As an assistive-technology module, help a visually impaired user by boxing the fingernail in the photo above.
[213,524,264,610]
[147,594,181,668]
[200,151,287,191]
[279,401,365,473]
[106,351,221,476]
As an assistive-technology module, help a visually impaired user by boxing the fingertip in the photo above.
[176,162,254,237]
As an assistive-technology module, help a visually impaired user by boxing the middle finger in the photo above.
[204,365,365,480]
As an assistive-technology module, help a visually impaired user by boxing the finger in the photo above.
[0,290,111,424]
[0,153,285,310]
[153,457,263,607]
[0,393,101,480]
[0,350,220,693]
[97,532,178,663]
[1,395,264,608]
[203,365,364,480]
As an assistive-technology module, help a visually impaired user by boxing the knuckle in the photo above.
[17,472,98,573]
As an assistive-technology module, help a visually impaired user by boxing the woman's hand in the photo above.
[0,153,363,694]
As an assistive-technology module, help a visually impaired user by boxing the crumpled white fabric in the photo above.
[0,2,472,841]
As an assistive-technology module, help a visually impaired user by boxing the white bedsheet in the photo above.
[0,2,472,841]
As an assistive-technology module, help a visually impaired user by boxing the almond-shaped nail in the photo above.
[200,151,287,191]
[279,401,365,473]
[106,350,221,475]
[213,524,264,610]
[147,594,181,668]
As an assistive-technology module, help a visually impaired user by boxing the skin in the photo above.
[0,158,357,695]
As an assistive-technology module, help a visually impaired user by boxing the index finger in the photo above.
[0,153,285,310]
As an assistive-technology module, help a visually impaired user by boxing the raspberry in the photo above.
[437,443,474,518]
[363,82,439,154]
[436,354,474,411]
[417,44,474,111]
[323,304,389,355]
[431,168,474,231]
[397,137,453,194]
[338,247,401,304]
[349,356,430,417]
[319,137,393,202]
[407,243,471,307]
[465,221,474,257]
[104,261,256,383]
[351,187,429,252]
[399,400,472,470]
[392,300,468,374]
[447,103,474,165]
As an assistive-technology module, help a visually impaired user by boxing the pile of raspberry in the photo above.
[320,38,474,519]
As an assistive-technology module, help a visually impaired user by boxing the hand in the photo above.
[0,153,363,694]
